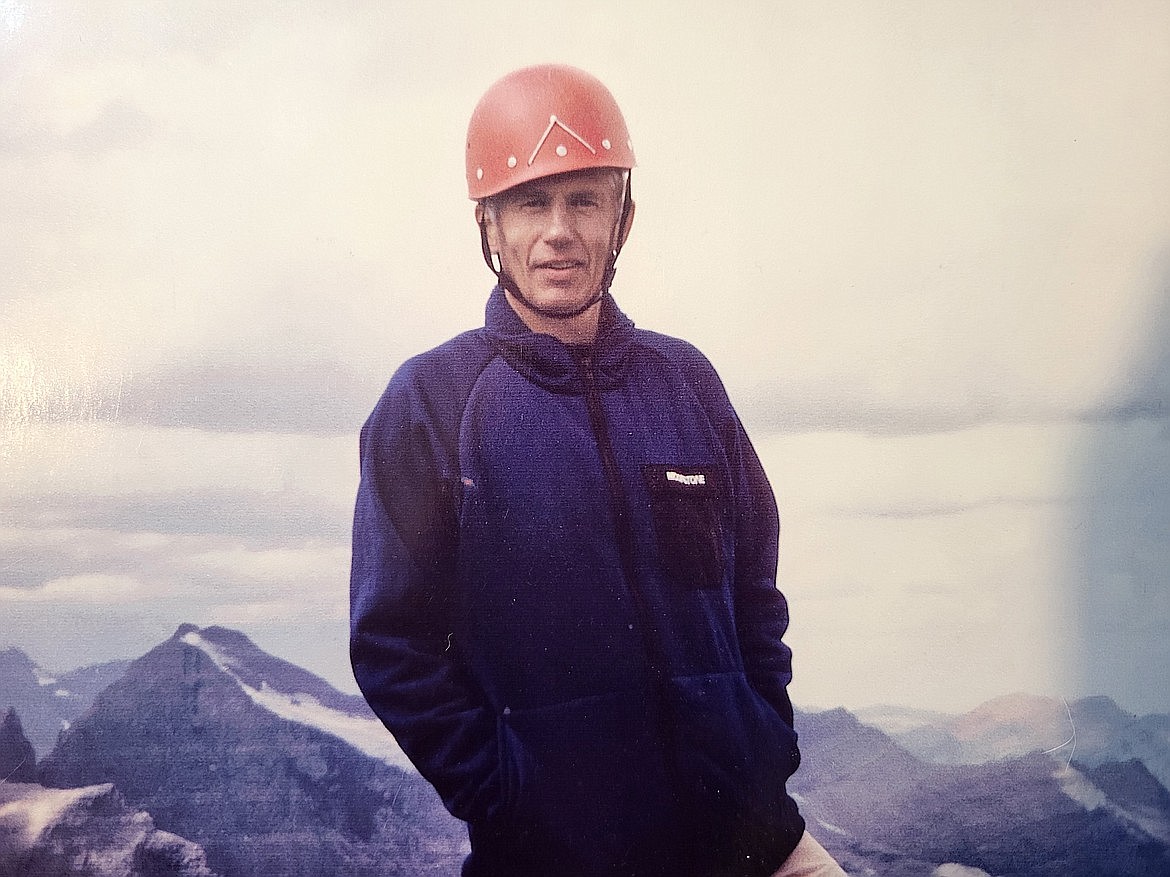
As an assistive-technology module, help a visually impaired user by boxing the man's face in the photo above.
[481,168,629,319]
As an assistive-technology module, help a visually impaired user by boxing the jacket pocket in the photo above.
[642,464,726,590]
[492,693,672,872]
[666,672,804,869]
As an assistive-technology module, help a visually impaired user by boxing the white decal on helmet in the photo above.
[528,114,597,167]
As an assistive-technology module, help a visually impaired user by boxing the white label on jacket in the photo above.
[665,470,706,486]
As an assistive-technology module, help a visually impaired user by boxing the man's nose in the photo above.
[543,201,574,243]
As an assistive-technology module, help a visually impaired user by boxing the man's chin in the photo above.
[516,286,599,317]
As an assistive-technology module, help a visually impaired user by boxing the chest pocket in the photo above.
[642,465,726,590]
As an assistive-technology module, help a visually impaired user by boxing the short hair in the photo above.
[481,168,627,220]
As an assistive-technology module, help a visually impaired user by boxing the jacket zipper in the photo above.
[577,353,670,691]
[576,350,689,815]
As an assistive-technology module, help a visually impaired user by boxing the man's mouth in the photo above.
[534,259,584,271]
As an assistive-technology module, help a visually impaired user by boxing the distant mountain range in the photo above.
[856,692,1170,792]
[0,646,130,757]
[2,625,1169,876]
[792,707,1170,876]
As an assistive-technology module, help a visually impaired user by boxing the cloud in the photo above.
[209,597,345,626]
[190,543,351,591]
[113,353,377,436]
[731,347,1170,437]
[2,422,357,509]
[5,1,1166,438]
[0,487,351,546]
[0,572,144,604]
[0,99,156,157]
[827,495,1067,521]
[0,523,349,623]
[0,525,195,592]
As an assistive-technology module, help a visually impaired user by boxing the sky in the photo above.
[2,1,1168,716]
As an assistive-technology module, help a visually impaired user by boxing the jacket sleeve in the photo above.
[349,359,503,824]
[682,346,797,729]
[726,412,797,729]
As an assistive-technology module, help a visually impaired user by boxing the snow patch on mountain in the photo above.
[179,631,238,674]
[246,683,412,770]
[1053,763,1170,844]
[180,630,411,770]
[814,818,849,837]
[33,669,56,687]
[1054,764,1108,810]
[933,865,992,877]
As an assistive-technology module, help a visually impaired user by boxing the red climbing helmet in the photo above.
[466,63,636,201]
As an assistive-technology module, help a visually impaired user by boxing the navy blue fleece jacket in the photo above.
[350,287,804,876]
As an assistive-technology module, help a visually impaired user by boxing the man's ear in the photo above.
[475,202,499,254]
[619,200,636,247]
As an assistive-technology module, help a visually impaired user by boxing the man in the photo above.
[351,64,846,877]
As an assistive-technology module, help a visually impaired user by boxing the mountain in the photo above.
[0,646,130,757]
[0,708,37,783]
[17,625,1170,876]
[57,659,137,713]
[853,703,967,764]
[37,624,467,877]
[858,693,1170,793]
[791,706,1170,877]
[0,781,217,876]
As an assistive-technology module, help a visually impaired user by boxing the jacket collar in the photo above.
[481,285,635,393]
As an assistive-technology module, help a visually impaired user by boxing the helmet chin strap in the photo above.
[478,174,633,322]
